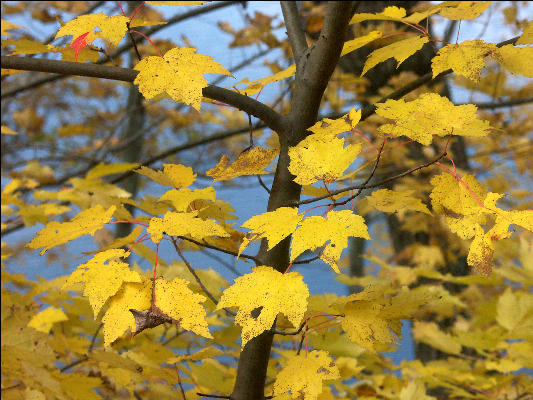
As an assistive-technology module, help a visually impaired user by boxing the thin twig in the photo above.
[177,235,259,263]
[293,150,447,206]
[172,239,236,317]
[196,394,231,399]
[256,175,271,193]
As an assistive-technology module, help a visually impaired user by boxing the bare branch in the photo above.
[281,2,308,71]
[176,235,259,264]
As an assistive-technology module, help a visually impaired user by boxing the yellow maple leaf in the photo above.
[342,286,431,352]
[438,1,492,20]
[467,225,494,276]
[289,136,362,185]
[350,6,407,24]
[366,189,431,218]
[27,205,116,255]
[217,266,309,348]
[87,162,140,179]
[400,380,436,400]
[148,211,229,243]
[362,36,429,76]
[55,12,129,47]
[495,45,533,78]
[63,249,142,318]
[102,278,152,347]
[376,93,492,145]
[290,210,370,273]
[307,107,361,136]
[239,207,302,254]
[134,47,232,110]
[60,374,101,400]
[1,125,19,135]
[206,146,278,181]
[154,277,212,338]
[496,288,533,333]
[517,21,533,45]
[27,307,68,333]
[3,39,55,55]
[432,40,498,81]
[273,350,340,400]
[160,187,216,212]
[412,321,462,355]
[234,64,296,96]
[341,30,383,57]
[135,163,196,188]
[1,19,22,36]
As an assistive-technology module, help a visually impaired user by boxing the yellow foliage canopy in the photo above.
[217,266,309,348]
[134,47,232,110]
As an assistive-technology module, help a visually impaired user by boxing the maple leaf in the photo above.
[290,210,370,273]
[350,6,408,24]
[341,30,383,56]
[412,321,461,355]
[273,350,340,400]
[234,64,296,96]
[133,47,232,110]
[289,136,361,185]
[496,288,533,335]
[361,36,429,76]
[206,146,278,181]
[102,278,152,347]
[308,107,361,136]
[27,307,68,333]
[55,12,129,47]
[341,286,431,352]
[1,19,22,36]
[438,1,491,20]
[27,205,116,255]
[400,380,436,400]
[87,162,140,179]
[365,189,431,218]
[147,211,229,243]
[238,207,302,256]
[217,266,309,348]
[432,40,498,82]
[160,187,216,212]
[496,45,533,78]
[376,93,492,145]
[153,277,212,338]
[135,163,196,188]
[3,39,55,55]
[517,21,533,45]
[63,249,142,318]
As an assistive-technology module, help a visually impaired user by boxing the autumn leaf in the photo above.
[217,266,309,347]
[160,187,216,212]
[438,1,491,20]
[341,31,383,57]
[147,211,229,243]
[289,136,361,185]
[495,45,533,78]
[1,19,22,36]
[517,21,533,45]
[496,288,533,335]
[376,93,492,145]
[361,36,429,76]
[55,12,129,47]
[273,350,340,400]
[308,107,361,136]
[400,380,436,400]
[412,321,461,355]
[350,6,408,24]
[63,249,142,318]
[102,278,152,347]
[153,277,212,338]
[87,162,140,179]
[365,189,431,218]
[133,47,232,110]
[27,205,116,255]
[238,207,302,256]
[27,307,68,333]
[234,64,296,96]
[432,40,498,82]
[135,163,196,188]
[290,210,370,273]
[206,146,278,181]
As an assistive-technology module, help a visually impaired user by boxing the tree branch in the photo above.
[281,2,308,72]
[176,236,258,263]
[1,1,244,98]
[1,56,283,134]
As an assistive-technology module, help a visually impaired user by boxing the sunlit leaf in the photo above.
[206,146,278,181]
[27,307,68,333]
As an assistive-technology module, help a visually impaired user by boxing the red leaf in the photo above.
[70,31,91,62]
